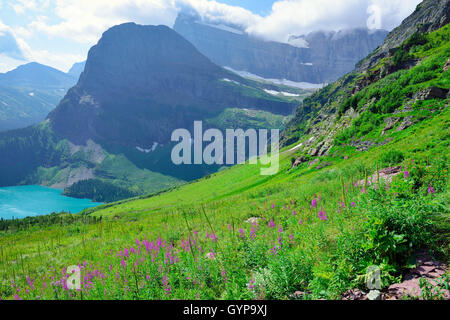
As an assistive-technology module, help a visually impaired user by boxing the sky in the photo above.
[0,0,422,73]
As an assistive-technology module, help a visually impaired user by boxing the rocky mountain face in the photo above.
[48,23,295,147]
[356,0,450,72]
[0,62,78,131]
[173,13,388,84]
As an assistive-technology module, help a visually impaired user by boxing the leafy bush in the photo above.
[379,150,405,167]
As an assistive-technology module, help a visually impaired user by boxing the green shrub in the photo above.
[380,149,405,167]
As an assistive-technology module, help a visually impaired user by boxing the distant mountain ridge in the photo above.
[173,13,388,84]
[0,62,79,131]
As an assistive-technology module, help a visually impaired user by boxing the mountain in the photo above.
[0,62,78,131]
[0,23,300,201]
[48,23,296,146]
[68,61,86,79]
[173,12,388,85]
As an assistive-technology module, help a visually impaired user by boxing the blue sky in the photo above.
[216,0,276,16]
[0,0,421,73]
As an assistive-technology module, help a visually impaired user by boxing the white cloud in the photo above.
[23,0,422,46]
[245,0,422,42]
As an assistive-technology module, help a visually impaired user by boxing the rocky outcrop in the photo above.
[174,13,388,84]
[413,86,449,100]
[356,0,450,72]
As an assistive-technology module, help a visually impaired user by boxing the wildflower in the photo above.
[124,248,129,258]
[221,269,227,283]
[299,220,303,225]
[248,278,256,291]
[311,198,317,208]
[428,186,435,194]
[270,246,278,256]
[318,211,328,221]
[351,201,356,208]
[278,226,283,233]
[271,203,275,209]
[249,226,256,239]
[292,210,297,216]
[239,228,245,238]
[268,219,275,228]
[404,171,410,179]
[120,259,127,268]
[289,234,295,240]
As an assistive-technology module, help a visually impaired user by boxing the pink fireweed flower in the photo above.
[289,234,295,240]
[318,211,328,221]
[228,223,232,230]
[270,246,278,256]
[278,226,283,233]
[271,203,275,209]
[248,278,256,291]
[428,186,435,194]
[351,201,356,208]
[268,219,275,228]
[299,220,303,225]
[404,171,410,179]
[311,198,317,208]
[292,210,297,216]
[120,259,127,268]
[239,228,245,238]
[221,269,227,283]
[210,233,218,242]
[249,226,256,239]
[124,248,129,258]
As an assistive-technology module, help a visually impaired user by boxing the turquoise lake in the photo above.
[0,185,102,220]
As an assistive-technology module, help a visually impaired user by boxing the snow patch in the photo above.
[29,92,34,97]
[136,142,159,153]
[224,67,324,90]
[287,36,309,48]
[222,78,241,86]
[264,89,301,97]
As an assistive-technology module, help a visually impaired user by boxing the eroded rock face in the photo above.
[48,23,296,147]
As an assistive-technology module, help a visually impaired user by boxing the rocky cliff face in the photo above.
[356,0,450,72]
[48,23,296,147]
[173,13,388,84]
